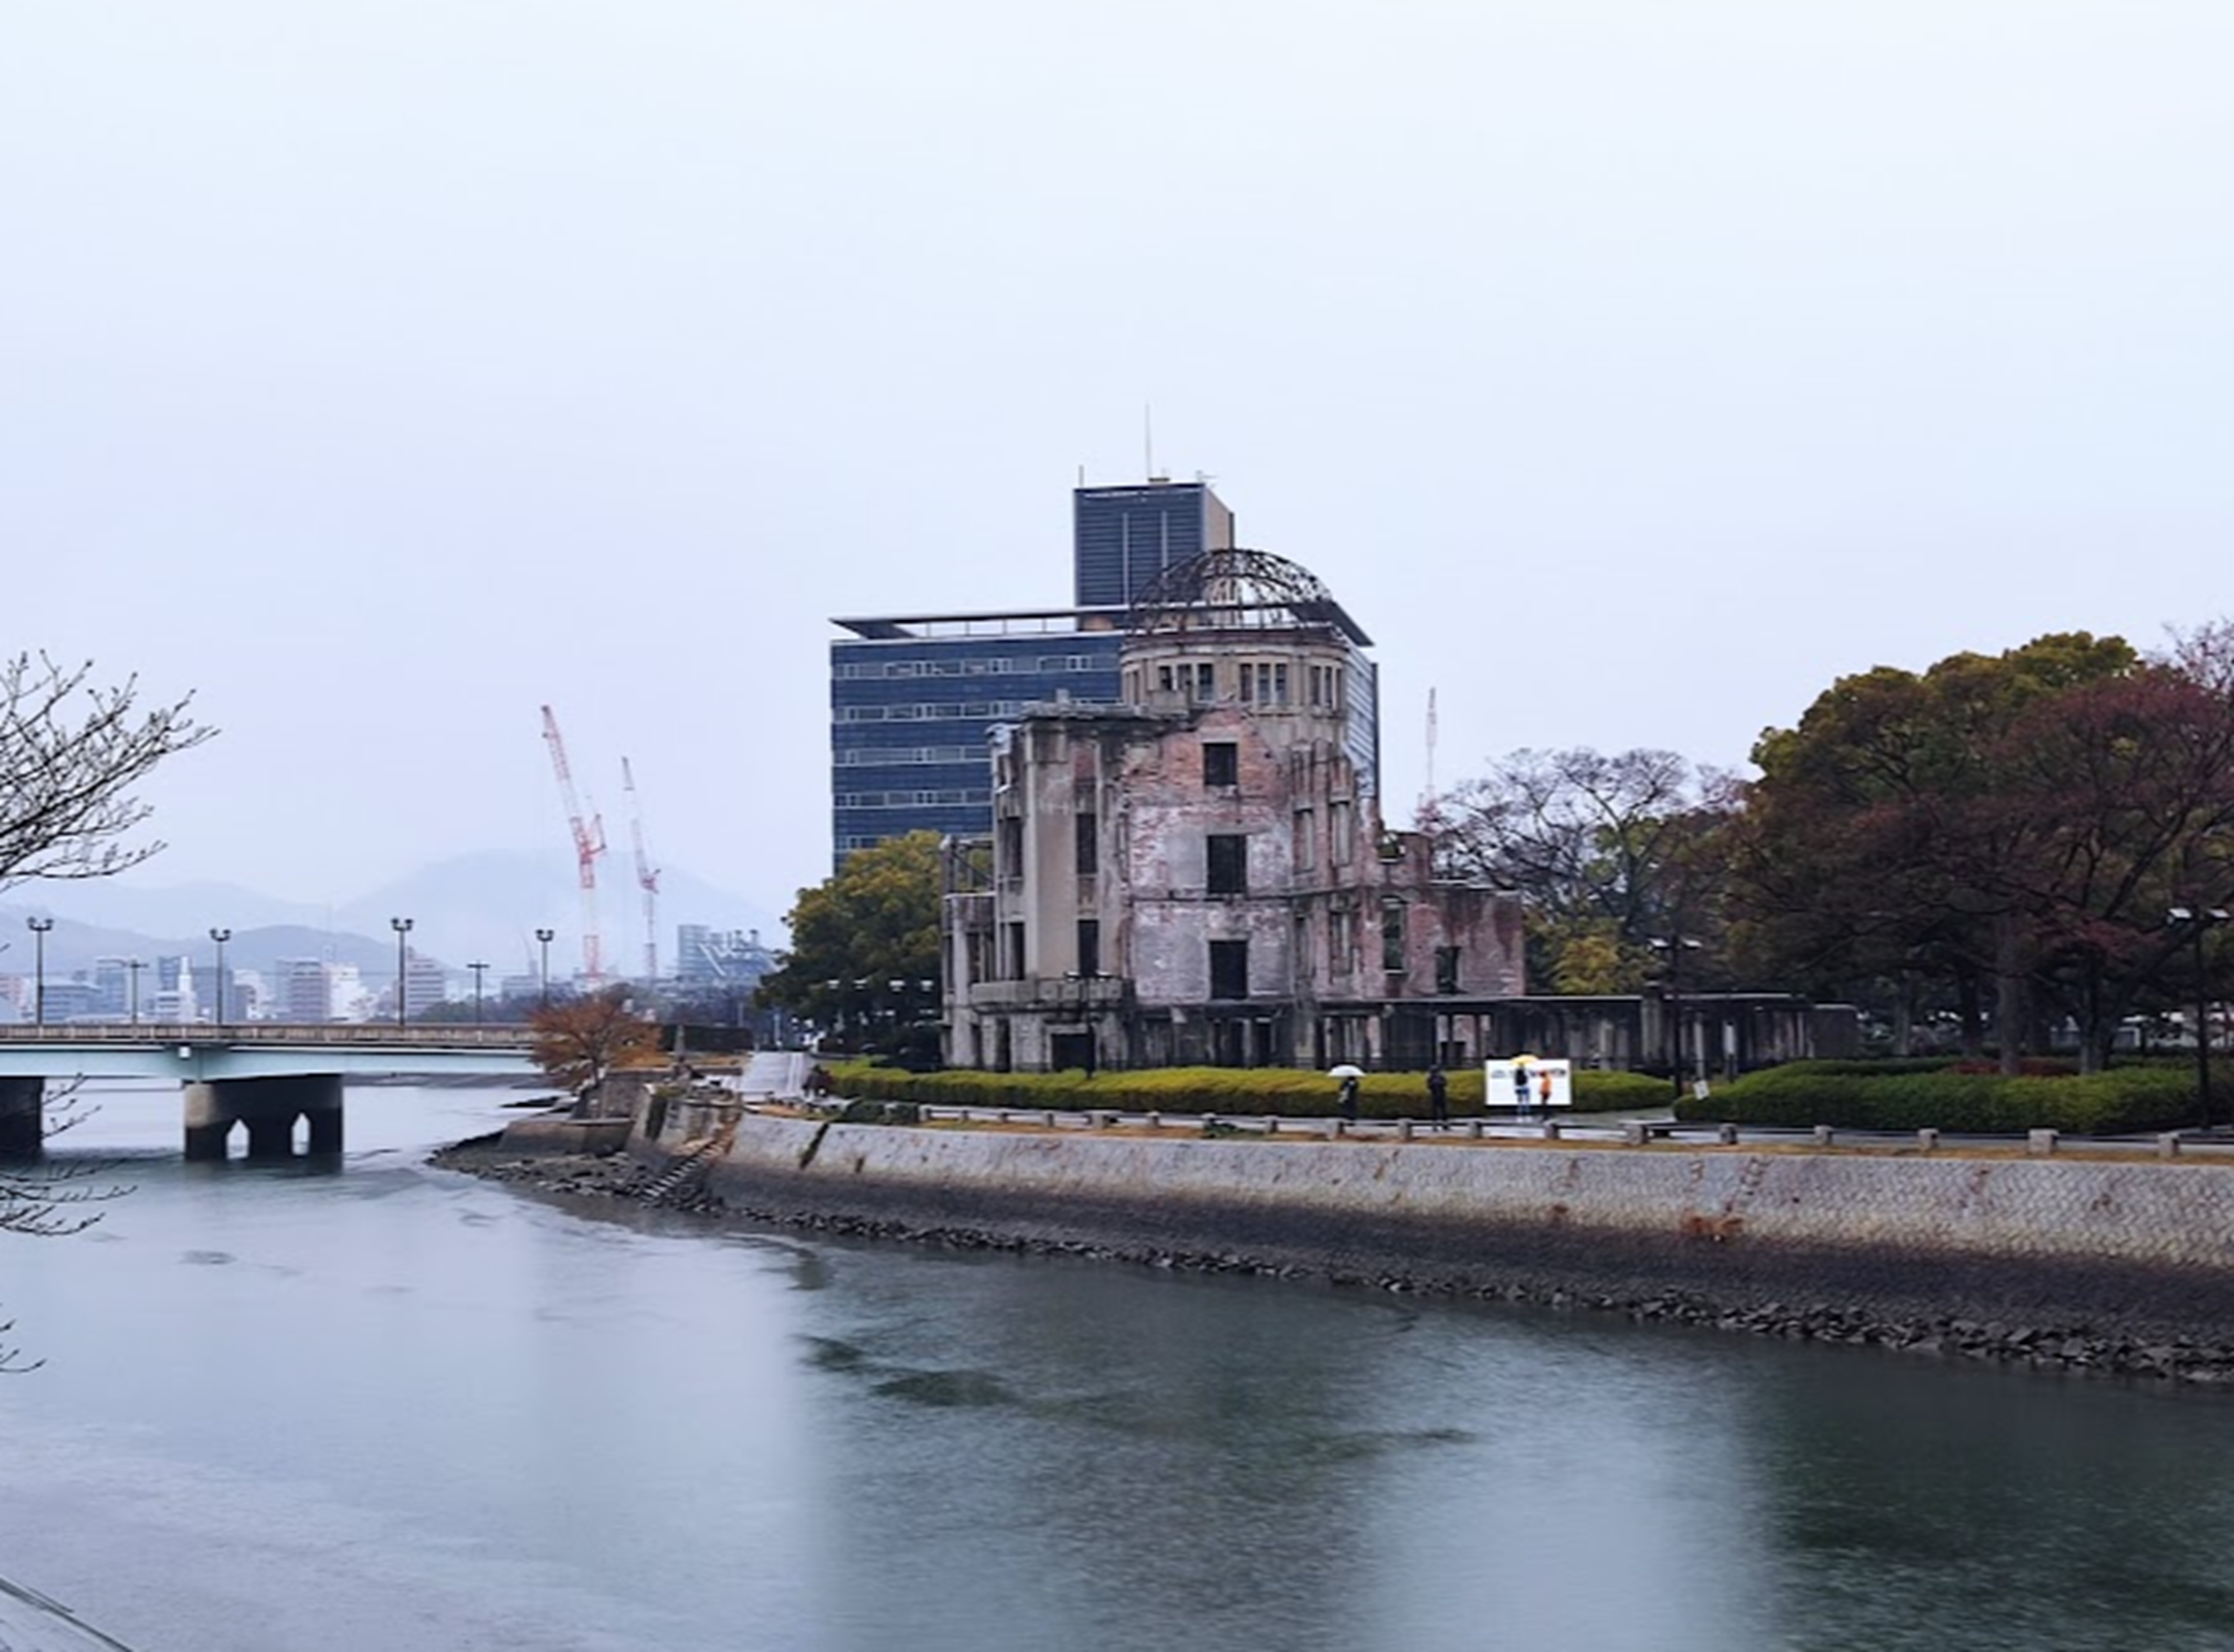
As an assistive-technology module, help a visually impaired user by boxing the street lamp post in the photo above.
[208,928,231,1026]
[25,917,52,1026]
[1648,935,1704,1101]
[127,958,144,1026]
[391,917,414,1028]
[468,961,489,1024]
[534,928,556,1010]
[2169,906,2230,1130]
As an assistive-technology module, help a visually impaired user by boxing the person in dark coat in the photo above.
[1425,1064,1449,1129]
[1337,1072,1360,1122]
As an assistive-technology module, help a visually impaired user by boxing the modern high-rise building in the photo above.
[830,608,1126,862]
[1072,479,1235,609]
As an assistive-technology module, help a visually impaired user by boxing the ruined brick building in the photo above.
[941,549,1527,1071]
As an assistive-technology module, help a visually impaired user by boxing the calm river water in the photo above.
[1,1082,2231,1651]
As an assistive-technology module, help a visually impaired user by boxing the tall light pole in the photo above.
[2169,907,2230,1130]
[534,928,556,1010]
[127,957,145,1026]
[391,917,414,1028]
[25,917,52,1026]
[208,928,231,1026]
[1648,935,1704,1101]
[468,961,489,1024]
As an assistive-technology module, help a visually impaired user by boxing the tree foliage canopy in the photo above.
[0,652,215,891]
[755,832,941,1041]
[1730,630,2234,1069]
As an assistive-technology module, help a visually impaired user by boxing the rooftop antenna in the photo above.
[1145,403,1168,483]
[1420,686,1440,827]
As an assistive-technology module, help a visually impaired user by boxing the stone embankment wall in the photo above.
[639,1108,2234,1360]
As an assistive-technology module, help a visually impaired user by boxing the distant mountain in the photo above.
[0,851,784,985]
[0,912,395,981]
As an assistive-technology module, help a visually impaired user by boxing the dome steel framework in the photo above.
[1122,547,1365,643]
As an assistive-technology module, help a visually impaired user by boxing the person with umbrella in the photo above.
[1329,1062,1363,1122]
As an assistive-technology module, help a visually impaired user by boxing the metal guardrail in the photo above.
[0,1022,534,1048]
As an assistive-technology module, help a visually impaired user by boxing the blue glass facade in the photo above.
[1072,481,1234,609]
[830,620,1123,863]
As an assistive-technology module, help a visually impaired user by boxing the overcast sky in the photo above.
[5,1,2229,930]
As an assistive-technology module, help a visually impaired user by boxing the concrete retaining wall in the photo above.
[648,1111,2234,1348]
[500,1116,633,1155]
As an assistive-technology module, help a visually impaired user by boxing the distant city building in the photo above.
[90,958,131,1019]
[273,958,334,1022]
[42,981,104,1022]
[154,955,197,1022]
[326,964,369,1022]
[674,925,777,988]
[1072,479,1235,609]
[404,953,447,1018]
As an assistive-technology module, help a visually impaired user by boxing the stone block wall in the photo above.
[656,1113,2234,1346]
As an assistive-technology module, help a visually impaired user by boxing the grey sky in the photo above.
[5,1,2229,925]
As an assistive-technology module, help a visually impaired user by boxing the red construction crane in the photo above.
[540,704,606,987]
[622,755,661,981]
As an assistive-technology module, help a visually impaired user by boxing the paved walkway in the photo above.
[858,1101,2234,1160]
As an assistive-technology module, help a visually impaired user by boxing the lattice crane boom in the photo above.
[622,755,661,981]
[540,704,606,986]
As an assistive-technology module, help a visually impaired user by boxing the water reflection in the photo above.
[0,1084,2231,1651]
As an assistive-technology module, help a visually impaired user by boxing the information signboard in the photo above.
[1485,1056,1572,1110]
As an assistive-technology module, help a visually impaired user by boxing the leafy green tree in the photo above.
[1733,630,2234,1071]
[756,832,941,1053]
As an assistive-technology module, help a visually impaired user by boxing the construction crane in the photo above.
[540,704,606,987]
[622,755,661,982]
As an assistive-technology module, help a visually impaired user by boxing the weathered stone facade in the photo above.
[943,550,1526,1071]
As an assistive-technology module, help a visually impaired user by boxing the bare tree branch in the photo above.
[0,652,215,891]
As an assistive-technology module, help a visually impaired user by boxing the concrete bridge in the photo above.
[0,1023,540,1161]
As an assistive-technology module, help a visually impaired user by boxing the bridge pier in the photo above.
[0,1076,44,1160]
[184,1075,345,1162]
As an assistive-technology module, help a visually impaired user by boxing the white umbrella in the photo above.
[1327,1063,1365,1079]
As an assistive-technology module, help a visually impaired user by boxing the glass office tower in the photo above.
[830,609,1124,865]
[1072,480,1235,609]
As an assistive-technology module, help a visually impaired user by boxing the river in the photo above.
[0,1080,2231,1651]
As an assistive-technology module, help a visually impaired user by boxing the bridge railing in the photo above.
[0,1022,537,1047]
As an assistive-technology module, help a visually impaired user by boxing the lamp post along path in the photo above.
[25,917,52,1027]
[391,917,414,1028]
[2170,906,2230,1131]
[209,927,231,1026]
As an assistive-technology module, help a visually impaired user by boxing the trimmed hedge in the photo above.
[1677,1058,2218,1135]
[827,1062,1667,1118]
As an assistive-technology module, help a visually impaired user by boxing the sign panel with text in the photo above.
[1485,1057,1572,1110]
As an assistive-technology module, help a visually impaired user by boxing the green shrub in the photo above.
[824,1062,1652,1118]
[1677,1058,2213,1134]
